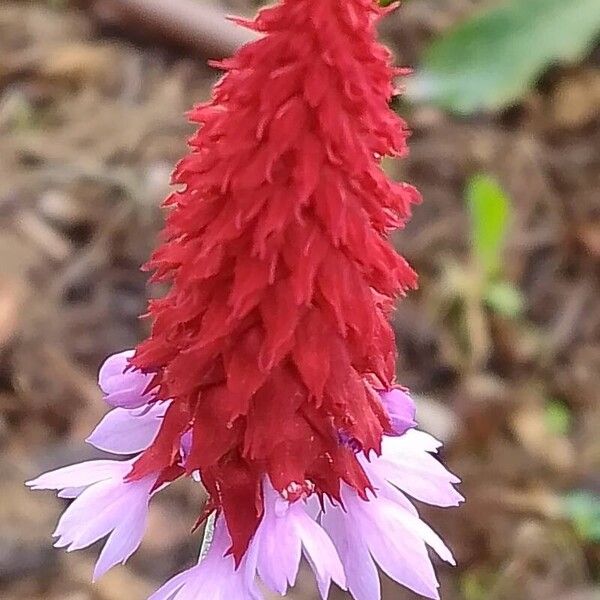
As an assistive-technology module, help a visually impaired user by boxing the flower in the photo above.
[151,478,347,600]
[27,459,156,581]
[98,349,155,409]
[27,353,175,581]
[28,0,463,597]
[321,430,463,600]
[127,0,421,561]
[378,387,417,436]
[29,351,461,597]
[253,479,346,598]
[149,516,262,600]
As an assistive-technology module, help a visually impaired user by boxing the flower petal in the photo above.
[254,479,345,598]
[98,350,155,409]
[255,483,302,593]
[321,500,381,600]
[26,460,130,491]
[53,475,154,557]
[292,506,347,598]
[86,402,170,455]
[31,456,155,580]
[149,517,262,600]
[378,431,463,507]
[378,388,417,436]
[343,489,442,600]
[93,478,154,579]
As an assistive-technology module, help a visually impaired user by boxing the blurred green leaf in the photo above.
[467,174,509,278]
[544,399,572,436]
[485,281,524,318]
[564,491,600,542]
[410,0,600,113]
[461,570,493,600]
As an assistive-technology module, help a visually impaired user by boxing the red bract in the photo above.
[129,0,420,562]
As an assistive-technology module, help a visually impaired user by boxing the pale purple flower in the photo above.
[367,429,464,508]
[378,388,417,436]
[150,516,262,600]
[152,479,346,600]
[27,351,173,581]
[98,350,155,409]
[320,429,463,600]
[29,350,461,599]
[27,459,157,581]
[86,401,170,455]
[253,479,346,598]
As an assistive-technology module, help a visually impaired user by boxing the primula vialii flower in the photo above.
[28,0,463,598]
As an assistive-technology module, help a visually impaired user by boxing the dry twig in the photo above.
[85,0,259,58]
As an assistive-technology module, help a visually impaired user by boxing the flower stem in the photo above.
[199,511,216,561]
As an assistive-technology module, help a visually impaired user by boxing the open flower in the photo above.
[27,459,157,581]
[150,516,262,600]
[322,430,463,600]
[27,351,170,581]
[152,478,347,600]
[253,479,346,598]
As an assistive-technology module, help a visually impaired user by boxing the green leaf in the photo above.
[485,281,525,318]
[544,399,572,436]
[461,569,494,600]
[563,491,600,542]
[467,174,510,278]
[409,0,600,114]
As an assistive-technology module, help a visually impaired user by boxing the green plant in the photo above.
[544,398,572,436]
[564,491,600,543]
[434,174,524,368]
[409,0,600,114]
[467,174,524,319]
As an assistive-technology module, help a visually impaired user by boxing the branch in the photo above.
[86,0,260,58]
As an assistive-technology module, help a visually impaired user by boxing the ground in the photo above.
[0,1,598,599]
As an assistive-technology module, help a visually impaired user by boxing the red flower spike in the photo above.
[130,0,419,561]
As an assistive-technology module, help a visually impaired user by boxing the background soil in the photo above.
[0,1,598,599]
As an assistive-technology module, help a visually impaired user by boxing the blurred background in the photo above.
[0,0,599,599]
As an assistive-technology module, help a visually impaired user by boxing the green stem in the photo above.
[199,511,216,561]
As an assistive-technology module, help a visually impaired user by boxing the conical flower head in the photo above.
[129,0,421,559]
